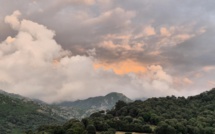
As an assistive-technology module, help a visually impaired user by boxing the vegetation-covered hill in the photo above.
[0,90,66,134]
[0,90,132,133]
[56,92,132,118]
[34,88,215,134]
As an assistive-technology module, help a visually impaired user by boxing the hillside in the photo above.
[0,90,66,134]
[0,90,132,133]
[35,88,215,134]
[56,92,132,118]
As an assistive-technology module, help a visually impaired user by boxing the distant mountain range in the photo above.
[0,90,132,133]
[56,92,132,118]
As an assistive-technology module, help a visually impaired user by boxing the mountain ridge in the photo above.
[55,92,132,118]
[0,90,132,133]
[58,92,131,108]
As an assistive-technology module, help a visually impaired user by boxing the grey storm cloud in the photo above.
[1,0,215,102]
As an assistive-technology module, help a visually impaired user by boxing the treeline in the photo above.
[29,88,215,134]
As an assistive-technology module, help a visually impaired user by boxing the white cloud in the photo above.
[4,10,21,30]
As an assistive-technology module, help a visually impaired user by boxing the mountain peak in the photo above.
[105,92,124,97]
[104,92,132,102]
[57,92,132,118]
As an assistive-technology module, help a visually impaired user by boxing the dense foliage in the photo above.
[0,93,64,134]
[33,88,215,134]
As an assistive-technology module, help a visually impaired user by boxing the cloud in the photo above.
[1,0,215,100]
[0,11,188,103]
[83,7,135,35]
[143,26,156,36]
[203,66,215,72]
[94,59,147,75]
[160,27,171,37]
[4,10,21,30]
[55,0,96,6]
[99,41,144,52]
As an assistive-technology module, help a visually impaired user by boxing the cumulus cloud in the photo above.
[0,11,186,103]
[4,10,21,30]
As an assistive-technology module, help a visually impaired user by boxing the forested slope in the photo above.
[34,88,215,134]
[0,91,65,134]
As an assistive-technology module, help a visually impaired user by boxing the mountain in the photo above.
[0,90,132,133]
[0,90,66,134]
[56,92,132,118]
[36,88,215,134]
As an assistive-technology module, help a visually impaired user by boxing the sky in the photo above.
[0,0,215,103]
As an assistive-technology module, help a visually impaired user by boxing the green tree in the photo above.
[86,125,96,134]
[155,124,176,134]
[65,122,85,134]
[142,125,152,133]
[115,100,127,111]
